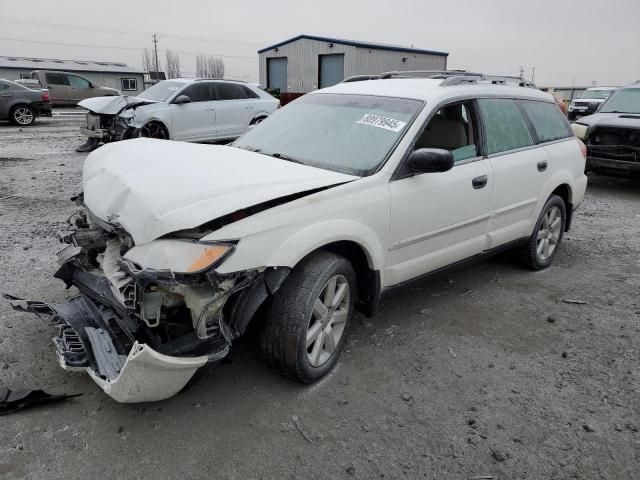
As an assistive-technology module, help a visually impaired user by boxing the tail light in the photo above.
[577,138,587,159]
[41,90,50,102]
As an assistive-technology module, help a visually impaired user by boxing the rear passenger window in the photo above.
[478,99,533,155]
[520,101,572,143]
[215,83,255,100]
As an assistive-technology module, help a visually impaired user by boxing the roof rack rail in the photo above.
[342,70,537,88]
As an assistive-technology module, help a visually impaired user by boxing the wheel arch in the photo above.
[550,183,573,231]
[306,240,381,317]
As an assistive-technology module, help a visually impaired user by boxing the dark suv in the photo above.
[0,79,52,126]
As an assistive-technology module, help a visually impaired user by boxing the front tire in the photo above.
[140,121,169,139]
[10,105,36,126]
[261,251,356,383]
[521,195,566,270]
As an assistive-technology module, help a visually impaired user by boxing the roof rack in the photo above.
[342,70,537,89]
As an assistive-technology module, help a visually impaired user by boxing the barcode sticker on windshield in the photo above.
[357,114,407,132]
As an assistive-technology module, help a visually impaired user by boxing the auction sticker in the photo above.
[357,113,407,132]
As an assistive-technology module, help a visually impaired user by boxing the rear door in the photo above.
[478,98,548,248]
[169,82,217,141]
[213,83,258,137]
[45,73,71,105]
[0,82,12,118]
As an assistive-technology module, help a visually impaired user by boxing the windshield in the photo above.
[233,93,423,176]
[137,81,185,102]
[579,89,613,100]
[599,88,640,114]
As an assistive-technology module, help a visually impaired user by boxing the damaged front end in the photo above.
[587,123,640,176]
[6,206,287,403]
[77,97,152,152]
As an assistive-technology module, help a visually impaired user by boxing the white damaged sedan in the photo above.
[7,73,587,402]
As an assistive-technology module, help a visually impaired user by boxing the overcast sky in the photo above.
[1,0,638,86]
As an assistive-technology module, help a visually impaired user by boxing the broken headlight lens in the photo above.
[571,123,588,140]
[122,239,233,274]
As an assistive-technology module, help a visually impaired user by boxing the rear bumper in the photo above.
[33,102,52,117]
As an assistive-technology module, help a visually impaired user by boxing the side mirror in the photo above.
[587,101,599,112]
[173,95,191,104]
[407,148,454,175]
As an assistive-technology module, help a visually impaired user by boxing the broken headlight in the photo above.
[123,239,234,274]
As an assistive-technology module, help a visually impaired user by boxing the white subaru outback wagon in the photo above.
[7,71,588,403]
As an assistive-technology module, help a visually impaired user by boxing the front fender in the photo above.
[214,218,385,276]
[267,219,384,271]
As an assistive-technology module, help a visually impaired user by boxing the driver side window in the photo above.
[415,101,478,163]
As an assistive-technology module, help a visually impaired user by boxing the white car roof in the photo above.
[317,77,555,104]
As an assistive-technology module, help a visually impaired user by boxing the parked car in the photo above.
[7,72,587,403]
[0,79,51,126]
[571,83,640,177]
[28,70,120,107]
[75,78,279,152]
[567,87,616,120]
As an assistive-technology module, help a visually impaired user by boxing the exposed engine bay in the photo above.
[6,202,289,403]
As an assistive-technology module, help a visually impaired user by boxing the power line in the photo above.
[0,37,257,60]
[0,17,262,48]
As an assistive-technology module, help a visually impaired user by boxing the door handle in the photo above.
[472,175,488,189]
[0,94,11,97]
[537,160,548,172]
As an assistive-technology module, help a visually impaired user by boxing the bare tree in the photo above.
[165,50,181,79]
[142,48,155,73]
[196,54,225,78]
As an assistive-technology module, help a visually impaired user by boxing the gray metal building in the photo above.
[0,56,145,95]
[258,35,448,102]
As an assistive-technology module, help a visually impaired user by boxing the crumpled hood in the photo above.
[83,138,357,245]
[575,112,640,129]
[79,95,156,115]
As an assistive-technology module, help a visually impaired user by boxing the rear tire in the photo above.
[261,251,356,383]
[10,105,36,126]
[521,195,566,270]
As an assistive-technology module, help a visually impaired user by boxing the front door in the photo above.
[386,100,492,286]
[169,82,217,141]
[67,74,93,103]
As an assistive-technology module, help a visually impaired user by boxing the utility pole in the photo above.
[519,66,525,78]
[152,33,159,78]
[531,67,536,83]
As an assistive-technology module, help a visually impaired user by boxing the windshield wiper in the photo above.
[266,152,306,165]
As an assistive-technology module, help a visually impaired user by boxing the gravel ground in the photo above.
[0,115,638,480]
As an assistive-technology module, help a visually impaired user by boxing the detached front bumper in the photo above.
[5,294,215,403]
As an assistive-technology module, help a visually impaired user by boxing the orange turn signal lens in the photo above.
[186,245,231,273]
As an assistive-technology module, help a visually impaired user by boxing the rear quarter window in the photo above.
[520,101,572,143]
[478,98,534,154]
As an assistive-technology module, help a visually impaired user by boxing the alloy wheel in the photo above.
[536,205,562,261]
[141,123,168,139]
[14,107,34,126]
[306,274,350,367]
